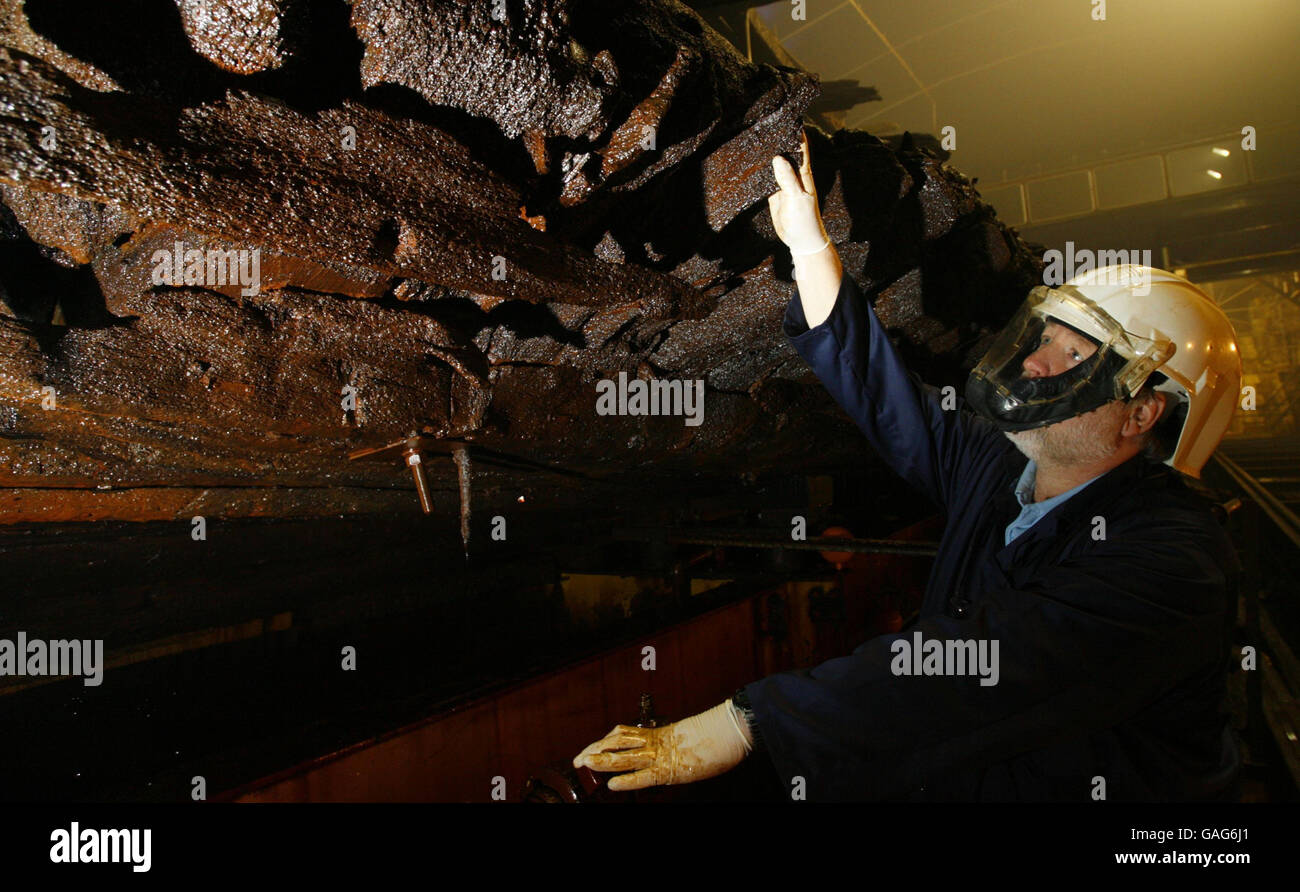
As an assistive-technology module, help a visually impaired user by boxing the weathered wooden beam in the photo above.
[0,47,696,316]
[0,485,415,523]
[174,0,296,75]
[0,1,1044,523]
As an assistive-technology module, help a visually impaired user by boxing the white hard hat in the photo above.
[1063,265,1242,477]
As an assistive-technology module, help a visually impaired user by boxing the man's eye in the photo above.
[1069,350,1082,362]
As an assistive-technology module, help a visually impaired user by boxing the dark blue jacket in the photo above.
[743,274,1240,801]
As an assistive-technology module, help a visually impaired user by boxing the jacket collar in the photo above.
[993,453,1166,567]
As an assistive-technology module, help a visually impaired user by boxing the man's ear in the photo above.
[1122,390,1166,438]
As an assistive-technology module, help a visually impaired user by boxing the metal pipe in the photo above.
[1214,453,1300,548]
[404,449,433,514]
[613,527,938,557]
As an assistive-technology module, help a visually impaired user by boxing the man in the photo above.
[574,131,1244,801]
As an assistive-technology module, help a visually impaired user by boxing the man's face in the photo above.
[1021,320,1096,378]
[1003,320,1129,465]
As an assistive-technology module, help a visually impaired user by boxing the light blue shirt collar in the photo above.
[1004,460,1103,546]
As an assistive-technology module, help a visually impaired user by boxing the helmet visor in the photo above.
[965,285,1175,431]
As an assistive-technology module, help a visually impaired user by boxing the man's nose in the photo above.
[1021,347,1053,379]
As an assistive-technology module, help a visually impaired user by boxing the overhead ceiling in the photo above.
[726,0,1299,190]
[694,0,1300,277]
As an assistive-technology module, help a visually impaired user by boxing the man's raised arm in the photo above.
[768,130,1007,511]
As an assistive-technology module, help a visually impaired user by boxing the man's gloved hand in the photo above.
[572,700,754,792]
[767,128,830,257]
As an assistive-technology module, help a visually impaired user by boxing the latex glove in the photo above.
[573,700,754,792]
[767,129,830,257]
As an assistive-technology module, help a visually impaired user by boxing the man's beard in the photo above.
[1004,402,1126,466]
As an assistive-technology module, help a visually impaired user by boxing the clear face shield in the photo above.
[964,285,1176,431]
